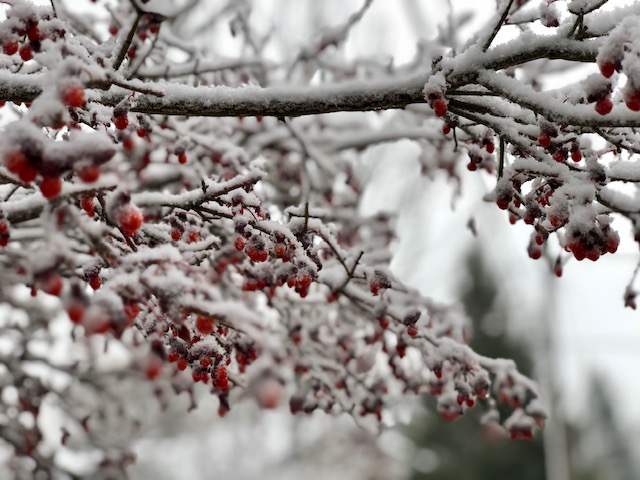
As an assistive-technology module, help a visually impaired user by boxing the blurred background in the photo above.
[21,0,640,478]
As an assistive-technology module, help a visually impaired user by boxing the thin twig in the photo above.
[483,0,514,52]
[113,13,141,71]
[498,136,505,178]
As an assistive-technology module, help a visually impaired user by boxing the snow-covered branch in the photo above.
[1,0,640,476]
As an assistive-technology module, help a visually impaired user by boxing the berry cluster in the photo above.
[1,6,64,63]
[565,217,620,262]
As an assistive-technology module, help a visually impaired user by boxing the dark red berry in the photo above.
[196,316,215,335]
[19,44,33,61]
[113,114,129,130]
[40,176,62,200]
[61,83,85,108]
[81,195,95,217]
[570,149,582,162]
[89,275,101,290]
[3,40,18,56]
[599,61,615,78]
[538,133,551,148]
[595,97,613,116]
[433,99,447,117]
[5,151,27,174]
[118,206,143,236]
[625,90,640,112]
[78,165,101,183]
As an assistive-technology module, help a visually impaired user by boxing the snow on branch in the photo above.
[1,0,639,476]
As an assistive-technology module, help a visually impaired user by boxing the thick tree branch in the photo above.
[0,71,428,117]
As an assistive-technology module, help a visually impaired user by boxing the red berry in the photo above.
[606,233,620,254]
[19,44,33,62]
[595,96,613,115]
[213,366,229,391]
[432,99,447,117]
[113,114,129,130]
[440,411,460,422]
[178,152,187,164]
[127,47,136,59]
[145,357,163,380]
[529,245,542,260]
[509,427,534,440]
[273,243,286,257]
[485,142,495,154]
[88,275,101,290]
[246,246,268,262]
[18,162,37,183]
[78,165,101,183]
[369,271,391,296]
[442,123,451,135]
[5,151,27,174]
[570,242,586,261]
[297,273,312,290]
[26,25,40,42]
[118,206,143,236]
[196,316,215,335]
[42,274,64,296]
[176,358,188,371]
[554,264,563,277]
[538,133,551,148]
[81,195,95,217]
[67,304,85,324]
[552,151,566,163]
[570,149,582,162]
[407,325,418,337]
[167,351,179,363]
[599,61,615,78]
[234,235,246,251]
[625,90,640,112]
[171,229,181,241]
[496,196,511,210]
[255,379,282,409]
[379,316,390,329]
[60,83,85,108]
[40,176,62,200]
[124,303,140,322]
[3,40,18,56]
